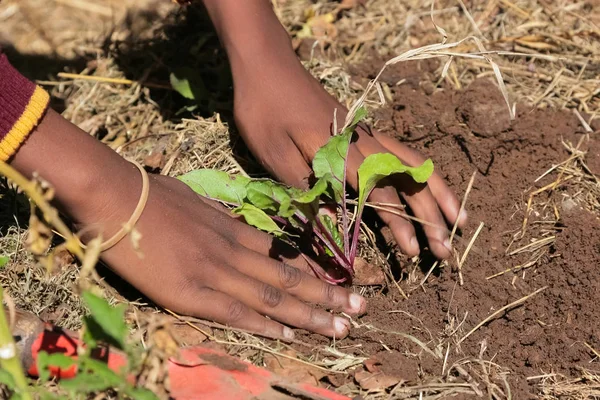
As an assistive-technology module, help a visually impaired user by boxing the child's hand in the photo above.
[203,0,467,260]
[12,109,365,340]
[233,58,467,260]
[99,174,365,340]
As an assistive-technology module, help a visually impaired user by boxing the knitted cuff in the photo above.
[0,54,50,161]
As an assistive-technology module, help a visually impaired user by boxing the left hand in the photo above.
[232,54,466,260]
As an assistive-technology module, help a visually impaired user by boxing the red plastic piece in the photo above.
[25,326,349,400]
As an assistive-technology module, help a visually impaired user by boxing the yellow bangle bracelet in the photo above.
[78,161,149,252]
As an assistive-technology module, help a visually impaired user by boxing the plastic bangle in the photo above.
[78,161,149,252]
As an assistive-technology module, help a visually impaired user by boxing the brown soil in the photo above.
[299,59,600,398]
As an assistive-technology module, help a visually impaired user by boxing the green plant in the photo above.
[0,160,157,400]
[35,292,157,400]
[179,108,433,283]
[0,287,31,400]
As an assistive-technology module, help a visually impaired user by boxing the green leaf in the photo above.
[37,352,76,382]
[233,204,284,237]
[0,369,16,389]
[312,132,351,203]
[179,170,251,205]
[124,386,160,400]
[60,359,124,393]
[170,73,195,100]
[82,292,128,350]
[357,154,434,207]
[312,106,368,202]
[0,256,9,268]
[345,106,368,134]
[60,373,117,393]
[291,177,329,204]
[170,67,211,103]
[320,214,343,253]
[246,180,294,217]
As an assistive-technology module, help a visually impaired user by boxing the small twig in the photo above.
[508,236,555,256]
[57,72,172,90]
[352,200,449,233]
[457,222,484,285]
[387,270,409,300]
[457,0,485,39]
[419,261,439,288]
[583,342,600,360]
[450,171,477,245]
[573,109,593,133]
[486,249,546,279]
[458,286,547,345]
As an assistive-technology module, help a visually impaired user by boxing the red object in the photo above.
[169,346,349,400]
[14,312,348,400]
[26,324,128,379]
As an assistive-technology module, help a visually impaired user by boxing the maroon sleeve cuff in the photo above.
[0,53,50,161]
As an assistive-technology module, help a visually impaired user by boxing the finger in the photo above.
[191,288,294,341]
[375,132,466,228]
[352,136,420,256]
[394,174,453,259]
[370,183,420,257]
[234,221,317,274]
[215,268,351,338]
[260,138,313,190]
[232,247,366,315]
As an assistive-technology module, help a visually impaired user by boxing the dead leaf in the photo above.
[322,373,348,388]
[144,151,164,169]
[353,257,386,286]
[363,356,381,373]
[355,370,402,390]
[264,349,327,385]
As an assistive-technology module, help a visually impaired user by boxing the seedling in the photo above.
[179,108,433,284]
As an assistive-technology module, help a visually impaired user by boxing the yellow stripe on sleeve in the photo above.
[0,86,50,161]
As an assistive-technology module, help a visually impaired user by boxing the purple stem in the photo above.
[349,203,366,267]
[270,215,288,225]
[292,210,350,273]
[341,183,350,260]
[295,221,348,284]
[314,216,351,269]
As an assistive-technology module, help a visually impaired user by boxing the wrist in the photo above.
[11,109,141,230]
[202,0,298,78]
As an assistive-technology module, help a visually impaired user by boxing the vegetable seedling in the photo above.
[179,108,433,284]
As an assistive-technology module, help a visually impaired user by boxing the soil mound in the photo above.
[305,60,600,398]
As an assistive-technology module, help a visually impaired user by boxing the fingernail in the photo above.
[349,293,364,313]
[459,209,468,225]
[410,237,419,252]
[443,238,453,253]
[283,327,295,340]
[334,317,350,336]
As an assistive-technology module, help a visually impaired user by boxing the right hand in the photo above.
[90,173,366,340]
[12,109,365,341]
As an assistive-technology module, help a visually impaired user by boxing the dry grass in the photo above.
[0,0,598,398]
